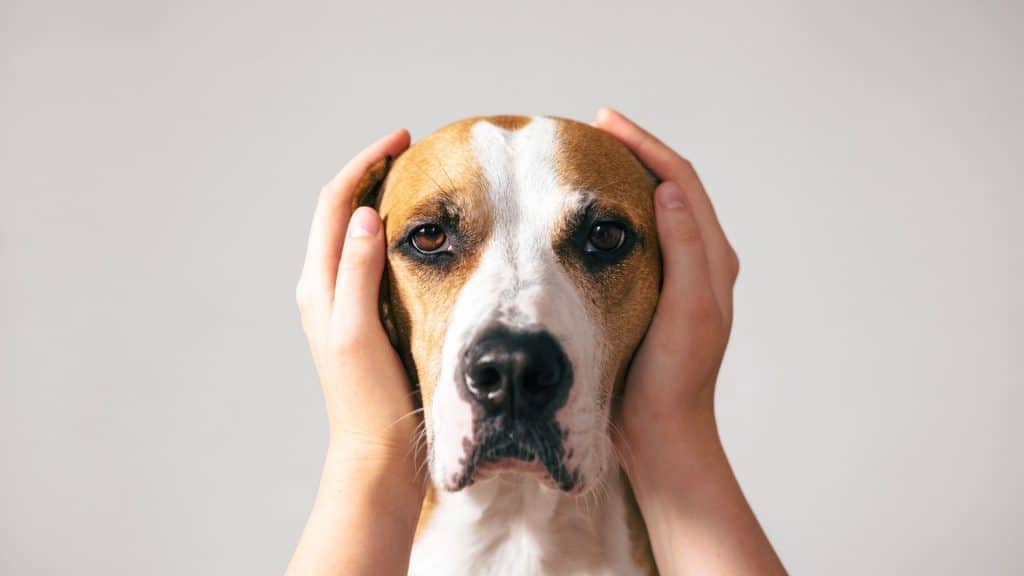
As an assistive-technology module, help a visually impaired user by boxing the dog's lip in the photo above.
[452,420,578,492]
[476,457,546,475]
[473,457,553,485]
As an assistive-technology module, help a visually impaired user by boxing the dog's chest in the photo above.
[407,472,647,576]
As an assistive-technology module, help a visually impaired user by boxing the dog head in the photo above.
[355,115,660,494]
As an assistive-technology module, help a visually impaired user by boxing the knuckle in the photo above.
[687,292,721,325]
[326,327,371,357]
[339,247,377,273]
[665,151,694,176]
[728,249,741,279]
[338,258,365,274]
[636,136,656,158]
[671,219,702,245]
[326,330,354,356]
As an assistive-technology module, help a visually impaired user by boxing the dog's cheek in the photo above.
[428,307,483,489]
[424,369,471,487]
[389,255,481,487]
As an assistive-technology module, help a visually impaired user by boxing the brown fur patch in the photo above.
[481,114,533,131]
[550,117,661,400]
[373,117,497,535]
[377,118,490,404]
[375,115,533,415]
[414,485,438,539]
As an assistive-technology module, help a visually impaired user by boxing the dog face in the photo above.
[361,116,660,494]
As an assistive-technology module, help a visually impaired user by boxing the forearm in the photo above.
[285,445,425,576]
[628,412,786,576]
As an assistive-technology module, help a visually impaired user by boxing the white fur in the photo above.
[412,117,640,575]
[409,466,640,575]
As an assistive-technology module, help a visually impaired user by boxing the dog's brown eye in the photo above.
[586,222,626,252]
[410,224,448,254]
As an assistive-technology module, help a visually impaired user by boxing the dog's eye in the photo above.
[585,222,626,253]
[410,224,448,254]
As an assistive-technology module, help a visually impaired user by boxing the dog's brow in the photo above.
[436,161,459,195]
[564,197,637,228]
[584,177,627,195]
[562,197,595,232]
[404,158,458,199]
[405,196,461,224]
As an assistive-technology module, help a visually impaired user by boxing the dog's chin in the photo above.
[444,441,580,493]
[450,458,567,492]
[436,446,610,496]
[453,456,604,497]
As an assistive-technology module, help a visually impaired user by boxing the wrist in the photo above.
[288,440,425,575]
[622,406,725,500]
[618,407,787,574]
[324,439,426,517]
[328,432,418,468]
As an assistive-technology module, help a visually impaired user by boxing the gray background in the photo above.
[4,0,1022,574]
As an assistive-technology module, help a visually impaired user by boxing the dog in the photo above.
[353,115,662,575]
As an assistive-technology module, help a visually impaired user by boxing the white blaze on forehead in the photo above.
[469,118,581,326]
[429,116,607,488]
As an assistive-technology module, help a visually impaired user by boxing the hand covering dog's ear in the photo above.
[349,154,410,370]
[352,155,395,210]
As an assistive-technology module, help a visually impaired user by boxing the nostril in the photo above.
[523,365,559,391]
[471,364,503,395]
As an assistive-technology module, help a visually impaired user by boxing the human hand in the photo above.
[596,109,784,575]
[288,130,425,576]
[596,108,740,467]
[295,128,420,470]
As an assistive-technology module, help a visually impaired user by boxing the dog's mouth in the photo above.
[453,418,578,492]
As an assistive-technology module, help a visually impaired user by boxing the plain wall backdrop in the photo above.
[4,0,1022,574]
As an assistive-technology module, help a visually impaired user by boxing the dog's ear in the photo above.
[645,166,661,188]
[352,154,396,210]
[349,154,411,377]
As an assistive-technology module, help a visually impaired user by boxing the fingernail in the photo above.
[348,207,380,238]
[657,181,688,209]
[595,107,616,124]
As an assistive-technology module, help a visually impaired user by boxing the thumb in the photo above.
[332,206,387,332]
[653,181,718,321]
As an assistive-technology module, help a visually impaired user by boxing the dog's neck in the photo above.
[408,457,651,576]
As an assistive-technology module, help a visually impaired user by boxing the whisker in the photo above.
[410,161,452,198]
[605,414,637,475]
[385,406,425,432]
[436,161,458,195]
[405,419,429,474]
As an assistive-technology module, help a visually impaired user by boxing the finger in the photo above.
[594,108,724,244]
[299,129,410,299]
[652,181,720,325]
[330,207,388,343]
[594,108,737,316]
[595,107,692,184]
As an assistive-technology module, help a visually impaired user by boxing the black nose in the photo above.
[460,327,571,418]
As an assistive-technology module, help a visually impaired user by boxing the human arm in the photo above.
[596,108,787,575]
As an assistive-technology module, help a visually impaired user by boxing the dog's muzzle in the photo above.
[454,325,577,490]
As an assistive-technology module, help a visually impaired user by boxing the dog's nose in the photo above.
[460,327,571,418]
